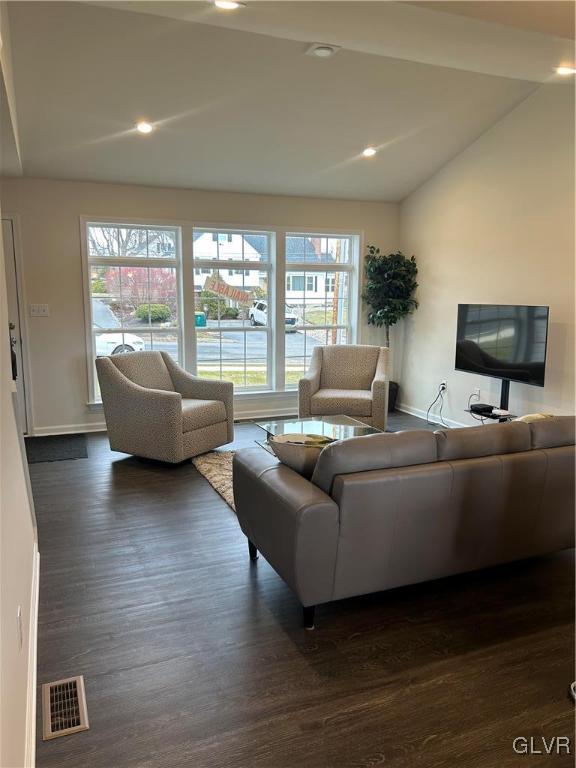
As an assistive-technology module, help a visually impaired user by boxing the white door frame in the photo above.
[3,214,34,435]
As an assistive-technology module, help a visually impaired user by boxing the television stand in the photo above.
[466,378,515,423]
[500,378,510,411]
[465,409,516,423]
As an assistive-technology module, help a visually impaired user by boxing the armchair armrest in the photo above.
[371,347,389,431]
[298,346,322,418]
[233,448,340,607]
[161,353,234,441]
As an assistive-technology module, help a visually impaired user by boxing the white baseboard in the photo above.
[32,423,106,436]
[34,392,300,435]
[397,403,467,429]
[25,546,40,768]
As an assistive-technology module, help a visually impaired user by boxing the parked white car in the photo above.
[93,299,146,355]
[248,301,299,332]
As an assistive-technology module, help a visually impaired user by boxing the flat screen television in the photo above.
[455,304,549,388]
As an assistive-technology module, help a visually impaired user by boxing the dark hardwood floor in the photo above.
[29,416,574,768]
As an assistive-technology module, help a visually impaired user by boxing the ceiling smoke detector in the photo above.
[306,43,341,59]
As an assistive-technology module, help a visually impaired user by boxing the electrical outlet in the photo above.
[440,380,447,391]
[473,387,481,398]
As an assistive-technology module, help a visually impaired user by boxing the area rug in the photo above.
[25,433,88,463]
[192,450,235,510]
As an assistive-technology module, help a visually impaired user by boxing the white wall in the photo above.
[0,178,398,434]
[0,4,38,766]
[398,84,575,425]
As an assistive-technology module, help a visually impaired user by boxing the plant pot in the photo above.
[388,381,399,413]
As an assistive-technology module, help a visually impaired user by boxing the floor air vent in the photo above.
[42,675,89,740]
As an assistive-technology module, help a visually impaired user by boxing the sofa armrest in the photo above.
[161,352,234,441]
[298,346,322,418]
[371,347,390,431]
[233,448,340,606]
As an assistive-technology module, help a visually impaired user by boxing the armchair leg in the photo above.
[248,540,258,561]
[303,605,316,630]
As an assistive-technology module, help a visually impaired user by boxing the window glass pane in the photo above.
[196,330,269,389]
[108,266,178,328]
[91,264,179,345]
[118,266,150,325]
[193,229,270,262]
[118,227,148,257]
[91,267,122,329]
[284,326,348,389]
[147,229,177,259]
[285,270,349,327]
[149,331,180,363]
[148,267,179,327]
[88,225,119,257]
[286,234,351,264]
[194,266,268,328]
[88,224,177,259]
[93,330,146,357]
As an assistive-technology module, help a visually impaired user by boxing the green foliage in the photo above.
[363,247,418,344]
[135,303,171,323]
[199,290,221,320]
[91,277,106,294]
[222,307,240,319]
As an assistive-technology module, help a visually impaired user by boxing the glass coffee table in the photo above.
[254,415,381,452]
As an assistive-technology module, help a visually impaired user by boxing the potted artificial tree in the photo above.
[362,246,418,412]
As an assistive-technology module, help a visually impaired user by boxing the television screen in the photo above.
[455,304,549,387]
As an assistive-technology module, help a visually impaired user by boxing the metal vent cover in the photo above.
[42,675,89,740]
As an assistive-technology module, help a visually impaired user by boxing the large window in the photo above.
[192,229,273,389]
[85,223,181,396]
[83,221,358,400]
[284,234,354,386]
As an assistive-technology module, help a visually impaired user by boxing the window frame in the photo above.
[82,216,361,403]
[81,217,184,403]
[282,231,359,390]
[192,226,275,392]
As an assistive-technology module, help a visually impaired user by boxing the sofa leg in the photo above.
[248,540,258,561]
[303,605,316,630]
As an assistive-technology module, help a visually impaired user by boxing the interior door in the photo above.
[2,218,28,433]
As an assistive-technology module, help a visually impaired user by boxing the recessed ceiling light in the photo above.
[556,66,576,75]
[362,147,377,158]
[136,121,154,134]
[214,0,246,9]
[305,43,341,59]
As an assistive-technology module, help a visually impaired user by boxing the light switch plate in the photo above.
[30,304,50,317]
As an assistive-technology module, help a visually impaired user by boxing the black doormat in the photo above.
[25,434,88,463]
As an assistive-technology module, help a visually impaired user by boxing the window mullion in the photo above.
[274,231,285,392]
[181,224,196,373]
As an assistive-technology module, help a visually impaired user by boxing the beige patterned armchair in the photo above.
[96,351,234,463]
[298,345,389,431]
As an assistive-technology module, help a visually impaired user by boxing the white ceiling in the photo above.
[408,1,575,40]
[3,1,573,201]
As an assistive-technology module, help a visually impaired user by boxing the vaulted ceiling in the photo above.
[3,1,574,201]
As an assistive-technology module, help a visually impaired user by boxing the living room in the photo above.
[0,2,574,767]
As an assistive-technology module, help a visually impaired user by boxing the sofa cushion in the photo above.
[111,351,175,392]
[181,398,226,432]
[311,389,372,417]
[529,416,576,449]
[320,345,380,390]
[435,421,530,461]
[311,430,437,494]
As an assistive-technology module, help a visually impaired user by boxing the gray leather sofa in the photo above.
[233,417,575,628]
